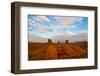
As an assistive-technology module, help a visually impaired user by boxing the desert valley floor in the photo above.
[28,42,88,60]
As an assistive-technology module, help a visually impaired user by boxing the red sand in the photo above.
[28,43,88,60]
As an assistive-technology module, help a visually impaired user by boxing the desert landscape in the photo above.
[28,39,88,60]
[28,15,88,60]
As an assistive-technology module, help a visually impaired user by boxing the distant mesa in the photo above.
[48,39,69,44]
[47,39,87,44]
[65,40,69,43]
[58,41,60,44]
[74,41,87,44]
[48,39,52,43]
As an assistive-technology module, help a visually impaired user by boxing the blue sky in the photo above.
[67,17,88,33]
[28,15,88,42]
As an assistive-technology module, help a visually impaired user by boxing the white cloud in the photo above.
[29,31,88,43]
[28,21,38,27]
[37,26,51,32]
[29,34,48,43]
[35,16,50,22]
[67,31,77,35]
[55,16,83,26]
[51,31,88,43]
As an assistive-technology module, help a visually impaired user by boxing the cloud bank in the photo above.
[29,31,87,43]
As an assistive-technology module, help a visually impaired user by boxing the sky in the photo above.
[28,15,88,43]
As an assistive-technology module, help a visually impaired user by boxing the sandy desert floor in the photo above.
[28,43,88,60]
